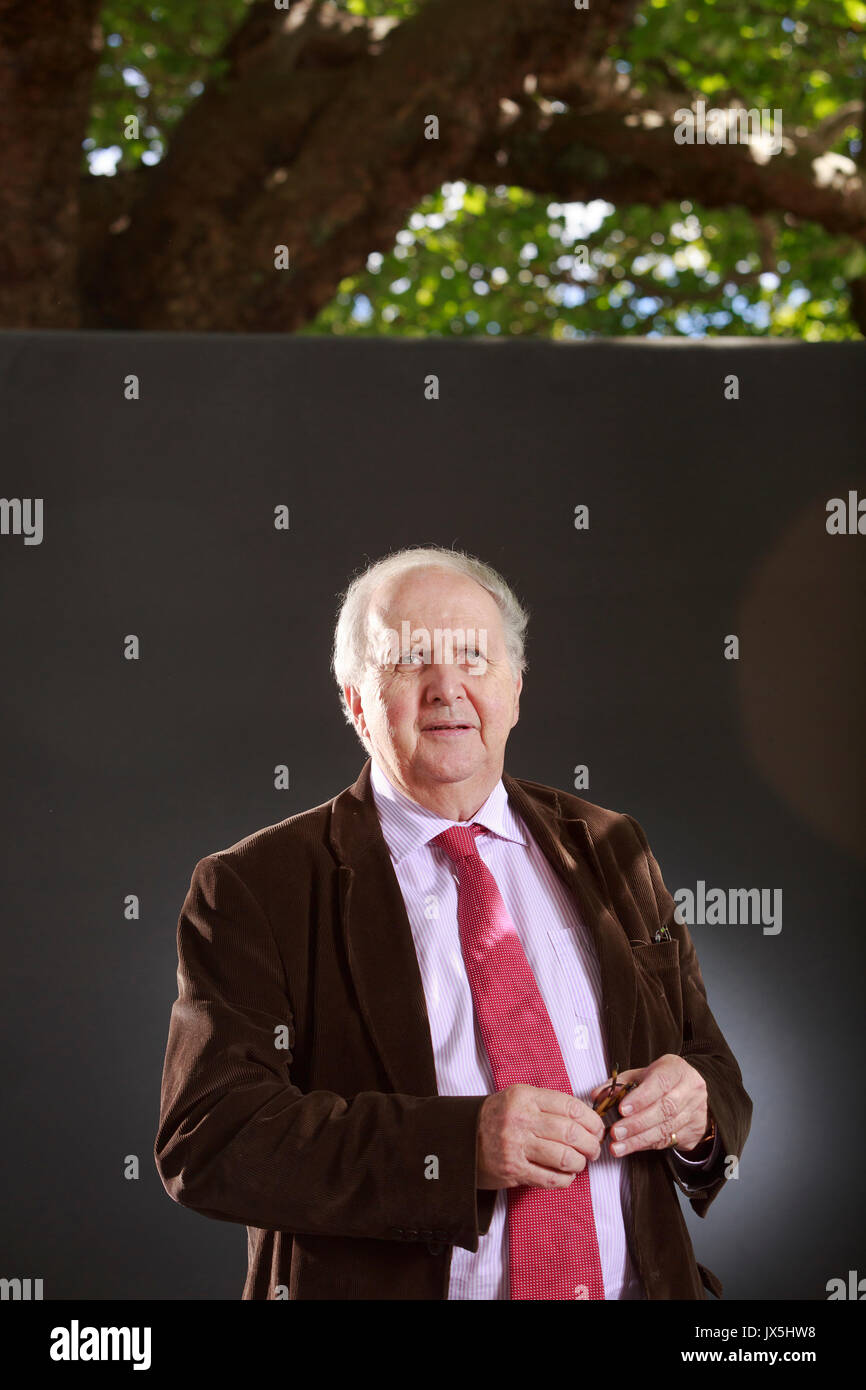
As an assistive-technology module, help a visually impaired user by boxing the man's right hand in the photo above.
[476,1085,605,1190]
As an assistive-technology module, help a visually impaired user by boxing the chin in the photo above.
[425,753,483,780]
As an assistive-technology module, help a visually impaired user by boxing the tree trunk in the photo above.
[0,1,102,327]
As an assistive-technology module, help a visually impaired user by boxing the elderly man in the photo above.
[155,545,751,1300]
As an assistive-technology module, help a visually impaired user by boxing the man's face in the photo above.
[345,567,522,809]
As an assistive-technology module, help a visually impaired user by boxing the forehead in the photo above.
[368,567,503,633]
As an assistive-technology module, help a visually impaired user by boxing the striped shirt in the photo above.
[369,757,646,1300]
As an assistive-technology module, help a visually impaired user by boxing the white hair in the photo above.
[331,544,529,728]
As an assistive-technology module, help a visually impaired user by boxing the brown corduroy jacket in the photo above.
[155,758,752,1299]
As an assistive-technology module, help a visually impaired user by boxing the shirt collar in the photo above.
[370,756,528,865]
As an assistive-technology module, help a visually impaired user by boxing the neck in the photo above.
[376,760,499,822]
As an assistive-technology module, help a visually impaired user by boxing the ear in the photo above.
[344,684,369,740]
[511,671,523,728]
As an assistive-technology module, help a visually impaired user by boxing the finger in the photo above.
[603,1066,643,1088]
[536,1091,605,1139]
[533,1114,604,1158]
[618,1080,691,1125]
[520,1160,579,1191]
[534,1087,593,1117]
[525,1136,591,1174]
[609,1105,704,1156]
[589,1066,645,1102]
[608,1087,694,1144]
[615,1061,686,1116]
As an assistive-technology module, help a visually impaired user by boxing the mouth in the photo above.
[421,723,476,735]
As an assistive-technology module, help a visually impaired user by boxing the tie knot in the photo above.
[432,822,484,863]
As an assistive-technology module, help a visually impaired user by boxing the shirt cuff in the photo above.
[671,1126,721,1168]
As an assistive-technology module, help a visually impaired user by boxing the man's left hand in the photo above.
[589,1054,709,1156]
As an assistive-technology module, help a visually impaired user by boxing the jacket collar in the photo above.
[329,758,637,1096]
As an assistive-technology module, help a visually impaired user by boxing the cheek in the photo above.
[377,688,415,736]
[365,688,393,734]
[481,686,515,723]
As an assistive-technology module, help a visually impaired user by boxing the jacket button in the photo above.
[427,1242,445,1256]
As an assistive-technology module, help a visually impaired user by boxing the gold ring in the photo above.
[669,1131,678,1148]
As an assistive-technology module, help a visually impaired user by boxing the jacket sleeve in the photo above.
[669,1126,723,1188]
[155,853,492,1251]
[624,815,753,1217]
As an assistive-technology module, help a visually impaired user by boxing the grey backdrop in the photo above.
[1,333,864,1299]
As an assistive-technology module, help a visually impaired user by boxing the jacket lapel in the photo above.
[330,759,438,1096]
[330,758,637,1095]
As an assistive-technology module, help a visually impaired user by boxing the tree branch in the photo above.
[464,101,866,243]
[79,0,639,330]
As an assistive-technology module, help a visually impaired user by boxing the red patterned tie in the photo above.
[433,822,605,1300]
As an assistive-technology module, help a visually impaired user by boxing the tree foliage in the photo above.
[36,1,866,336]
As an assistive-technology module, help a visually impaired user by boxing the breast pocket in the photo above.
[629,939,684,1058]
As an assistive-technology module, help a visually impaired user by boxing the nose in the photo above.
[423,662,467,707]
